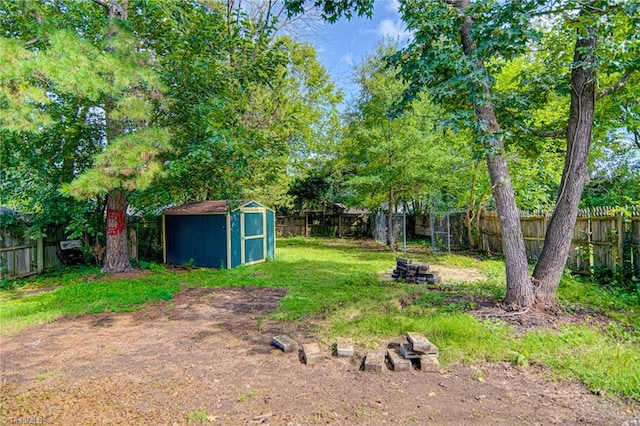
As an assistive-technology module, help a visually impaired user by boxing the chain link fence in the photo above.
[373,213,406,252]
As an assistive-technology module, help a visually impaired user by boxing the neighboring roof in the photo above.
[0,206,20,215]
[163,200,268,215]
[345,208,370,215]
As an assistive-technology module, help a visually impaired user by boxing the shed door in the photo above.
[242,210,266,265]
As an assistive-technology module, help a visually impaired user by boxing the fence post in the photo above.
[588,209,593,273]
[617,211,624,271]
[37,237,44,273]
[430,211,435,253]
[403,212,407,253]
[305,212,309,237]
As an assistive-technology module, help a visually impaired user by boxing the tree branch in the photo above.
[24,37,40,47]
[528,128,567,138]
[91,0,110,11]
[596,73,630,100]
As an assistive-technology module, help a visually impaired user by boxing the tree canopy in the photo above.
[1,0,638,296]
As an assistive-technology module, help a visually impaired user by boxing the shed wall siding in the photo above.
[165,215,227,268]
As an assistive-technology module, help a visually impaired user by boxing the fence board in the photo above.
[590,208,622,271]
[0,228,37,278]
[480,211,502,254]
[520,213,547,261]
[0,224,66,279]
[567,211,591,274]
[276,213,371,239]
[474,207,630,275]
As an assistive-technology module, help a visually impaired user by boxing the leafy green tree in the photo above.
[286,0,640,308]
[1,0,170,272]
[2,0,341,272]
[340,41,463,244]
[131,1,341,211]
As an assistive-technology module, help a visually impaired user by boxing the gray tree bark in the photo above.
[533,26,596,305]
[454,0,534,308]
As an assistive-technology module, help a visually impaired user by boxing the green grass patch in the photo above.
[515,324,640,398]
[1,237,638,400]
[0,270,180,334]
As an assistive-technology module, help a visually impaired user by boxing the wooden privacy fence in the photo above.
[633,206,640,276]
[479,206,638,275]
[277,212,372,238]
[0,225,65,279]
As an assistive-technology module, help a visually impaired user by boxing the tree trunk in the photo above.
[387,188,394,246]
[465,209,474,251]
[533,27,596,305]
[102,189,132,273]
[455,0,534,308]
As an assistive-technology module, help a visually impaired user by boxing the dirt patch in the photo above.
[471,304,619,335]
[89,268,153,281]
[1,287,638,425]
[431,264,486,282]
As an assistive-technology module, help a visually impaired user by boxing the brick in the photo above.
[399,343,422,359]
[406,332,431,353]
[271,335,298,353]
[386,349,411,372]
[418,356,440,373]
[426,272,441,284]
[364,351,386,373]
[387,337,408,349]
[417,264,429,272]
[428,343,439,357]
[302,342,323,366]
[336,338,354,357]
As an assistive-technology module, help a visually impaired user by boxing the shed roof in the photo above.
[164,200,264,215]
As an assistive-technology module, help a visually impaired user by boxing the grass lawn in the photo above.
[1,237,638,399]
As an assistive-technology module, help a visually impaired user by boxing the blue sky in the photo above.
[303,0,412,105]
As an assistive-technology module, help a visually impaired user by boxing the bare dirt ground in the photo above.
[1,286,638,425]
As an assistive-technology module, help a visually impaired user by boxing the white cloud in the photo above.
[377,18,412,40]
[384,0,401,13]
[341,52,354,66]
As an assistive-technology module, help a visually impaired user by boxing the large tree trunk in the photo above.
[533,27,596,305]
[102,189,132,273]
[455,0,534,308]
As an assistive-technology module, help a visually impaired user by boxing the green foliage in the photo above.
[0,0,172,250]
[63,128,171,198]
[341,40,470,212]
[141,2,342,209]
[1,0,341,250]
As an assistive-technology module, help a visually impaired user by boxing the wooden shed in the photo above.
[163,200,275,269]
